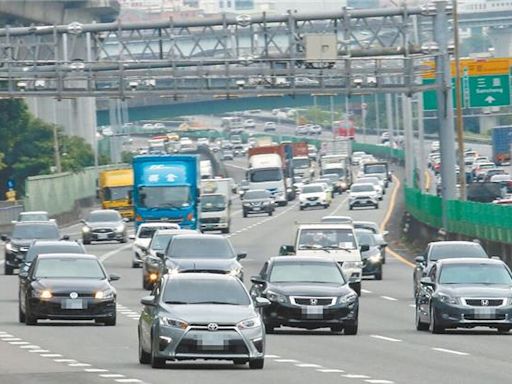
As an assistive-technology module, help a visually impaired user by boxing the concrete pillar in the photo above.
[488,26,512,57]
[479,114,498,135]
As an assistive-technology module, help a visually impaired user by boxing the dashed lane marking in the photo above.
[343,374,371,379]
[115,380,143,383]
[100,243,132,262]
[295,363,323,368]
[361,289,372,294]
[100,374,126,378]
[432,347,469,356]
[370,335,402,343]
[317,369,345,373]
[41,354,63,358]
[274,359,300,363]
[380,296,398,302]
[366,380,395,384]
[85,368,109,373]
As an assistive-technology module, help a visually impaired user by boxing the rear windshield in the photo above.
[430,244,487,261]
[12,224,59,240]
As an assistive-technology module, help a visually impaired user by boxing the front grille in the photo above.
[176,332,249,355]
[355,196,371,200]
[52,292,95,298]
[250,202,262,206]
[92,228,113,234]
[201,217,220,224]
[464,299,504,307]
[463,313,506,321]
[291,297,335,306]
[307,197,318,201]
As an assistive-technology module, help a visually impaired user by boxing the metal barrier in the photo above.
[0,203,24,225]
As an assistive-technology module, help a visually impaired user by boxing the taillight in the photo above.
[186,212,194,221]
[135,215,142,222]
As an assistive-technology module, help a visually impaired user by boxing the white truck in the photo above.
[200,160,213,179]
[247,154,288,206]
[279,223,366,295]
[199,178,234,233]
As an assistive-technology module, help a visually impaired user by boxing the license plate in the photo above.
[306,306,323,316]
[252,207,260,211]
[97,233,108,240]
[473,308,494,319]
[62,299,84,310]
[200,333,225,350]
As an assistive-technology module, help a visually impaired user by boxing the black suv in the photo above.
[2,221,66,275]
[242,189,275,217]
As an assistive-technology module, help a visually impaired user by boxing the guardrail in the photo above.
[0,203,24,226]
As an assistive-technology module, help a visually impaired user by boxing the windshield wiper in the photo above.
[298,244,329,253]
[190,301,238,305]
[164,300,188,304]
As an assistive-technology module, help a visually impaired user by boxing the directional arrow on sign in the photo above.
[485,96,496,104]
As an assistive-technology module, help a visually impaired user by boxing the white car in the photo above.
[349,183,379,210]
[264,122,277,132]
[154,123,165,130]
[351,152,366,166]
[357,177,384,200]
[308,124,322,135]
[16,211,53,223]
[299,183,331,210]
[244,119,256,129]
[142,123,154,130]
[296,125,308,135]
[130,223,180,268]
[431,140,440,152]
[197,138,210,146]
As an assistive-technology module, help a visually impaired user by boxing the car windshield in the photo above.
[25,244,84,263]
[150,234,174,251]
[244,190,269,200]
[351,184,374,193]
[269,262,345,284]
[103,186,131,201]
[12,224,59,240]
[354,223,378,233]
[323,168,344,177]
[298,228,356,249]
[19,213,48,221]
[439,264,512,285]
[292,158,309,168]
[201,195,226,212]
[302,185,323,194]
[34,258,105,279]
[359,178,379,185]
[138,186,190,209]
[249,169,283,182]
[138,227,159,238]
[430,243,487,261]
[355,232,376,246]
[168,237,234,259]
[364,164,386,174]
[87,211,120,222]
[163,278,250,305]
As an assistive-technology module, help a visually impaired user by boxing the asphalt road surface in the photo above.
[0,155,510,384]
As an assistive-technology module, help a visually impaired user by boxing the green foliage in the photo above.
[121,151,135,164]
[60,135,94,173]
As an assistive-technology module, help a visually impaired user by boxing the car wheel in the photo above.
[103,314,117,326]
[343,320,358,335]
[268,210,273,216]
[330,325,343,334]
[299,206,304,211]
[138,331,151,364]
[348,205,353,211]
[4,264,13,275]
[264,322,275,334]
[132,257,140,268]
[415,305,429,331]
[323,204,328,209]
[25,306,37,326]
[497,326,511,334]
[375,203,379,209]
[151,337,166,369]
[249,358,264,369]
[429,306,445,334]
[351,282,361,296]
[374,269,383,281]
[243,210,248,218]
[221,227,230,234]
[18,303,25,323]
[83,238,91,245]
[120,237,127,244]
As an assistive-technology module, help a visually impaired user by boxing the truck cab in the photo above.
[199,178,234,234]
[98,169,134,219]
[279,223,366,295]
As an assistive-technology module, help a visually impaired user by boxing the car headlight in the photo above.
[506,297,512,306]
[237,316,261,330]
[228,267,243,278]
[33,289,52,299]
[5,243,13,252]
[95,289,114,300]
[243,203,251,207]
[368,255,381,264]
[338,292,358,305]
[115,224,125,233]
[437,293,458,305]
[340,182,347,189]
[82,226,90,233]
[159,317,189,329]
[266,290,287,304]
[343,261,363,269]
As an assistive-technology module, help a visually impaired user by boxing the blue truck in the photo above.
[491,125,512,165]
[132,155,200,229]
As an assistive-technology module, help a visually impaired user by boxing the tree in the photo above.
[60,135,95,173]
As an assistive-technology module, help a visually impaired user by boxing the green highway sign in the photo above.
[423,74,511,111]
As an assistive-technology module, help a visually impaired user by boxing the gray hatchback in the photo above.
[138,273,269,369]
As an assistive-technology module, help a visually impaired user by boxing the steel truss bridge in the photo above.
[0,5,451,98]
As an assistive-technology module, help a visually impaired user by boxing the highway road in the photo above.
[0,155,510,384]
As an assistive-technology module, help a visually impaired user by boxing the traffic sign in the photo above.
[468,74,510,107]
[422,78,458,111]
[6,179,15,190]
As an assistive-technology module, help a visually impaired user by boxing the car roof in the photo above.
[353,221,378,228]
[298,223,354,229]
[304,183,325,188]
[269,256,338,264]
[172,233,226,241]
[139,222,180,228]
[15,221,57,227]
[90,209,118,214]
[31,240,81,247]
[20,211,48,215]
[429,241,481,247]
[165,272,238,281]
[351,183,375,188]
[35,253,98,260]
[153,229,197,236]
[437,258,504,266]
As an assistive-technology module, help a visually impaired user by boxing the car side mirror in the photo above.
[61,235,70,241]
[415,256,425,264]
[19,270,29,279]
[123,218,129,223]
[1,234,8,242]
[254,297,271,308]
[129,234,135,240]
[420,277,435,287]
[80,219,86,224]
[360,244,370,252]
[156,251,165,259]
[141,295,156,306]
[279,245,295,255]
[382,230,389,236]
[237,252,247,260]
[250,276,267,286]
[109,273,121,281]
[380,243,388,248]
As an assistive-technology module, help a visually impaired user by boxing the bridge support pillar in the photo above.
[488,26,512,57]
[478,114,498,134]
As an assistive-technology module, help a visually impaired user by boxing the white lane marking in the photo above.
[343,374,371,379]
[54,359,77,363]
[370,335,402,343]
[380,296,398,302]
[328,196,349,215]
[115,380,143,383]
[29,349,50,353]
[99,243,132,262]
[295,363,323,368]
[409,304,416,308]
[40,354,62,357]
[224,163,248,171]
[68,363,91,367]
[361,289,372,294]
[20,345,41,349]
[265,354,281,358]
[365,380,395,384]
[1,338,21,341]
[100,374,126,378]
[274,359,300,363]
[9,341,29,345]
[0,334,14,338]
[432,347,469,356]
[317,369,345,373]
[84,368,109,373]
